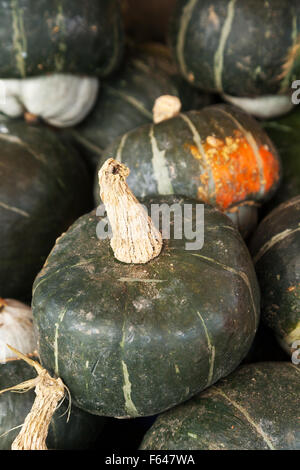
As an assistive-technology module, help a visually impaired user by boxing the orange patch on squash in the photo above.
[187,132,279,210]
[187,144,202,160]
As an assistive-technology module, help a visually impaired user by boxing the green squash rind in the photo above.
[250,196,300,355]
[71,44,208,171]
[0,118,92,300]
[169,0,300,96]
[140,362,300,450]
[32,195,260,418]
[263,110,300,210]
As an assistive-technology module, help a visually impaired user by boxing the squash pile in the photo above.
[0,0,299,451]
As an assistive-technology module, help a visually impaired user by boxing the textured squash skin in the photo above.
[140,362,300,450]
[250,197,300,356]
[263,111,300,209]
[169,0,300,96]
[0,0,123,78]
[72,44,206,171]
[33,195,260,418]
[95,105,280,225]
[0,118,92,300]
[0,360,105,450]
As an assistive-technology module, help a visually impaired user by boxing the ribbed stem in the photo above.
[11,371,65,450]
[0,346,66,451]
[98,158,163,264]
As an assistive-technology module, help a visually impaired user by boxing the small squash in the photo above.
[95,104,281,237]
[140,362,300,450]
[71,43,208,171]
[169,0,300,117]
[250,196,300,357]
[33,159,259,418]
[0,0,124,126]
[0,117,92,300]
[0,298,104,450]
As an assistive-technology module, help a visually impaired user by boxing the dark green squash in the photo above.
[250,196,300,357]
[169,0,300,98]
[263,110,300,210]
[33,161,260,418]
[71,43,209,172]
[0,117,92,300]
[0,0,123,78]
[95,104,281,237]
[140,362,300,450]
[0,360,105,450]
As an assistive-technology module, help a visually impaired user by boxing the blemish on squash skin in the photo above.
[122,360,139,417]
[86,312,95,321]
[188,132,279,210]
[187,144,202,161]
[132,297,152,312]
[118,277,166,283]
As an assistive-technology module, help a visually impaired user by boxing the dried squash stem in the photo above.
[0,345,66,450]
[152,95,181,123]
[98,158,163,264]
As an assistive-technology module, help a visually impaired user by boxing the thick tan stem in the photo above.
[152,95,181,123]
[11,371,65,450]
[98,158,163,264]
[0,345,66,451]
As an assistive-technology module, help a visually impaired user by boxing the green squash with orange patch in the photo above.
[95,104,281,236]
